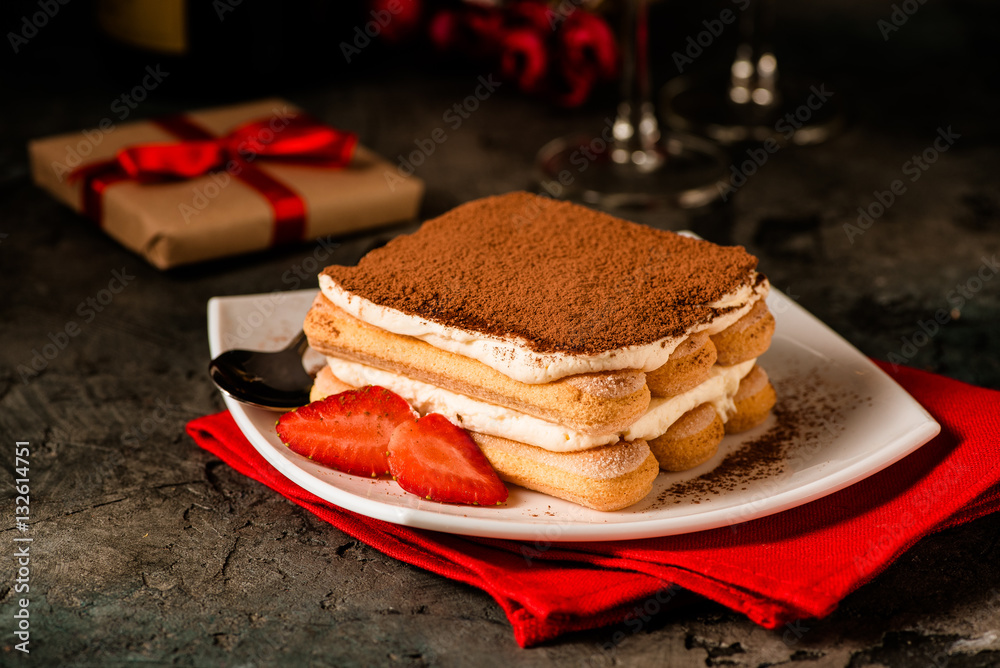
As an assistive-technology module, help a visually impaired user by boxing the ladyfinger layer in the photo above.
[309,366,658,511]
[711,299,776,366]
[645,299,775,399]
[646,332,717,398]
[304,294,650,436]
[649,366,776,472]
[471,434,660,512]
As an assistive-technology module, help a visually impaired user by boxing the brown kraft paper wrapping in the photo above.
[28,98,424,269]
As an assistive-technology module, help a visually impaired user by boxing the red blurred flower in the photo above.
[506,0,554,35]
[368,0,423,44]
[500,27,549,93]
[430,5,504,59]
[559,9,618,81]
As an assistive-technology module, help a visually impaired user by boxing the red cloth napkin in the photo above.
[186,362,1000,647]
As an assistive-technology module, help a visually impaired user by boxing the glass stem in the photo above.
[613,0,663,171]
[729,0,778,109]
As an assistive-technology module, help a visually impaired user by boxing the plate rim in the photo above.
[207,288,940,542]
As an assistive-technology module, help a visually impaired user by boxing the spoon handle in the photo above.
[288,330,310,357]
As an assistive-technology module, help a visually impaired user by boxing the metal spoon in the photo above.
[209,331,313,410]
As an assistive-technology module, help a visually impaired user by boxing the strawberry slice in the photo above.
[388,413,508,506]
[276,386,415,477]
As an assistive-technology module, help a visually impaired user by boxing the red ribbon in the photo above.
[69,113,358,247]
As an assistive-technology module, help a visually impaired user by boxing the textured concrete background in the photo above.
[1,0,999,665]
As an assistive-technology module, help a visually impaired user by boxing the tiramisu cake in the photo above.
[295,192,776,511]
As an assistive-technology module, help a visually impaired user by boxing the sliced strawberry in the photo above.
[388,413,508,506]
[276,386,415,477]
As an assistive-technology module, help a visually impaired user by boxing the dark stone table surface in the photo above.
[2,0,998,665]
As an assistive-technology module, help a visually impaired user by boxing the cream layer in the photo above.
[625,360,756,441]
[319,273,768,384]
[324,356,756,453]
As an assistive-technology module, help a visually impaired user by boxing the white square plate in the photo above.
[208,288,939,541]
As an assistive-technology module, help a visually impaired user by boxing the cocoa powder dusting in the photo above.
[322,192,759,354]
[649,367,859,509]
[658,407,798,502]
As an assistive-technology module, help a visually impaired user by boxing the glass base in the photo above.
[535,132,729,210]
[661,74,844,146]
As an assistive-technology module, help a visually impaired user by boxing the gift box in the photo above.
[28,98,424,269]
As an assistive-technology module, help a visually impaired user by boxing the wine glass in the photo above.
[536,0,729,209]
[660,0,843,146]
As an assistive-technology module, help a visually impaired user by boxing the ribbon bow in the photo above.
[69,113,358,246]
[114,115,357,180]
